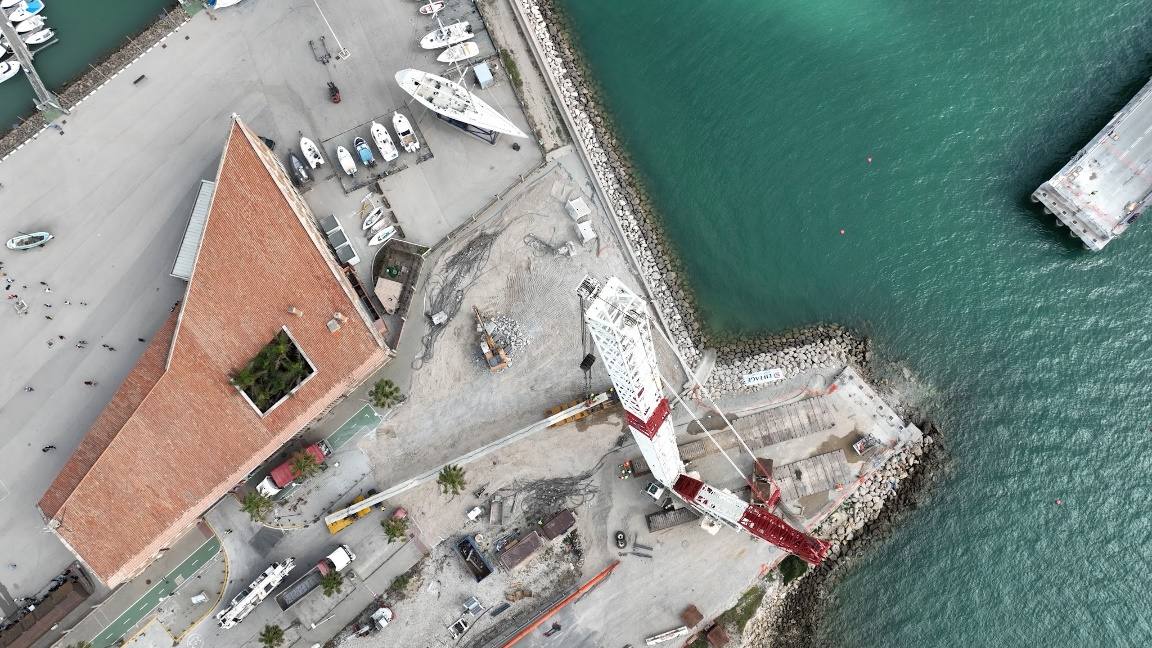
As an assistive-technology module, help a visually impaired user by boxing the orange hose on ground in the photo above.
[500,560,620,648]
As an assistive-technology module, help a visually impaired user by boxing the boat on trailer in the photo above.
[6,231,53,250]
[395,68,528,138]
[336,145,357,176]
[300,136,325,169]
[437,42,479,63]
[370,121,399,162]
[419,22,474,49]
[353,136,376,167]
[392,111,420,152]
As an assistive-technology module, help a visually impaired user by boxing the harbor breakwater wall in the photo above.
[739,425,947,647]
[0,5,189,164]
[509,0,865,394]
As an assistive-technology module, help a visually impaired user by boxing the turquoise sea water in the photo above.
[557,0,1152,645]
[0,0,174,129]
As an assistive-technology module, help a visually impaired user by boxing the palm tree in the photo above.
[230,366,257,390]
[320,571,344,597]
[370,379,405,409]
[241,491,274,522]
[290,451,320,481]
[382,516,409,543]
[437,464,467,496]
[258,624,285,648]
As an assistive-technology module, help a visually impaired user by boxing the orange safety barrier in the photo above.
[499,560,620,648]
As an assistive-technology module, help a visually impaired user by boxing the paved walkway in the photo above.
[58,526,220,648]
[325,404,381,450]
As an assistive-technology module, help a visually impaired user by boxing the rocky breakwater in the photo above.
[514,0,705,366]
[706,325,868,394]
[739,425,948,647]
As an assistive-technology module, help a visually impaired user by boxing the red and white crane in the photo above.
[580,276,829,565]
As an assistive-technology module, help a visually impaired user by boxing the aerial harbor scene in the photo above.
[0,1,1149,647]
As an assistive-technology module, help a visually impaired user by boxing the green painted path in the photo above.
[90,536,221,648]
[324,404,381,450]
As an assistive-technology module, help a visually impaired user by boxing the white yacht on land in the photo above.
[395,69,528,138]
[300,136,325,168]
[371,121,399,162]
[437,42,479,63]
[392,111,420,152]
[419,22,474,49]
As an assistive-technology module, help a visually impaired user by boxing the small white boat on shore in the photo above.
[6,231,52,250]
[15,15,45,33]
[0,61,19,84]
[419,22,474,50]
[392,111,420,152]
[206,0,246,8]
[22,28,53,45]
[368,225,397,247]
[369,215,391,232]
[419,1,444,16]
[336,145,357,176]
[437,42,479,63]
[370,121,398,162]
[300,136,324,169]
[362,206,385,230]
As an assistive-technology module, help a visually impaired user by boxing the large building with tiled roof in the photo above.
[38,116,391,587]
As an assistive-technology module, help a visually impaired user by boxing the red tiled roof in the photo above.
[39,118,389,586]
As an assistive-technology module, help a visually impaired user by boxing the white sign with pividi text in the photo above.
[742,368,785,386]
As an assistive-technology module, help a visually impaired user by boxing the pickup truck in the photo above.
[257,440,332,497]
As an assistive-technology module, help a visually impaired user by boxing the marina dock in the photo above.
[1032,76,1152,250]
[0,12,65,114]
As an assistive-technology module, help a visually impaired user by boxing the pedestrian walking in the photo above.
[63,300,71,305]
[138,338,146,343]
[57,335,64,340]
[43,287,51,293]
[107,346,116,351]
[41,445,56,453]
[79,302,88,306]
[44,303,52,308]
[38,281,46,286]
[46,340,53,347]
[101,343,110,349]
[44,315,53,320]
[83,380,98,387]
[23,387,33,392]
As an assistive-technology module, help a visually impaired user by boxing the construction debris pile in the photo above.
[488,313,530,358]
[421,228,503,362]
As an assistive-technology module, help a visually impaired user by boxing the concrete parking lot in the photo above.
[0,0,542,605]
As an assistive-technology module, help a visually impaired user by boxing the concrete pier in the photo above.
[1031,77,1152,250]
[0,14,66,114]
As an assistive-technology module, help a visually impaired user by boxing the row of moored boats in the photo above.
[0,0,56,85]
[293,111,420,184]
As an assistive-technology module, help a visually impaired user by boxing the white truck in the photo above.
[275,545,356,611]
[215,558,296,629]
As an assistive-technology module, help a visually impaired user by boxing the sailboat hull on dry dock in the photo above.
[395,69,527,138]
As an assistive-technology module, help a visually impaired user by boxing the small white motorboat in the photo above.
[437,41,479,64]
[369,215,392,232]
[22,28,54,46]
[7,0,44,22]
[419,22,474,50]
[419,1,444,15]
[0,61,19,84]
[336,145,357,176]
[353,136,376,168]
[16,15,45,34]
[6,231,52,250]
[1,0,23,9]
[300,136,324,169]
[362,206,385,230]
[392,111,420,153]
[368,225,396,247]
[206,0,246,7]
[370,121,399,162]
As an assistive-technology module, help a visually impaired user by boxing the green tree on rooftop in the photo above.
[258,624,285,648]
[370,379,405,409]
[437,464,467,496]
[241,491,274,523]
[320,570,344,597]
[290,450,320,481]
[231,331,313,411]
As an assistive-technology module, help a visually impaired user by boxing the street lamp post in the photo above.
[312,0,351,60]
